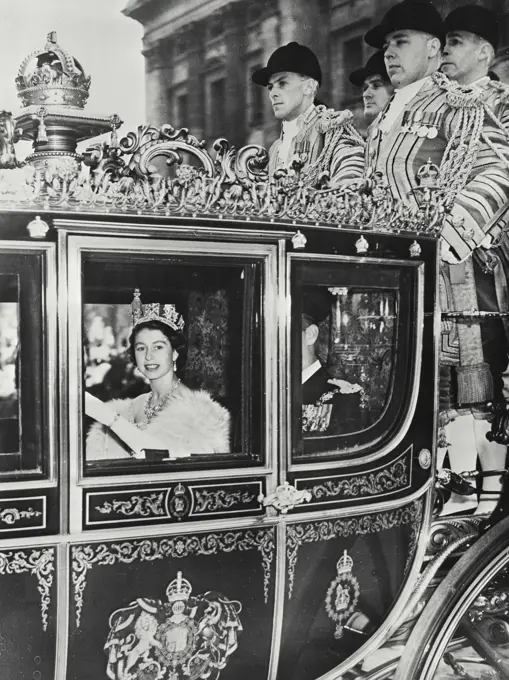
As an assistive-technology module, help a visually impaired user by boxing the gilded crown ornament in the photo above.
[12,32,121,172]
[15,32,91,109]
[131,288,185,333]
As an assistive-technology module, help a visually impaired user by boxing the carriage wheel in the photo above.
[394,515,509,680]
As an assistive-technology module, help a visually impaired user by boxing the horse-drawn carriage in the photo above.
[0,32,508,680]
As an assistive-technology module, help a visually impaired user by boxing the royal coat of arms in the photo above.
[105,571,242,680]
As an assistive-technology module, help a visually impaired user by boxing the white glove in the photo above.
[85,392,169,458]
[85,392,119,427]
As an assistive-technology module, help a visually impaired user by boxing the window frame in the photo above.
[0,242,57,487]
[66,235,278,486]
[288,253,425,470]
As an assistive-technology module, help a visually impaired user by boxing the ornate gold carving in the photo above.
[72,528,275,627]
[193,489,257,513]
[94,492,166,517]
[291,230,307,249]
[26,215,49,238]
[105,571,242,680]
[0,123,446,234]
[0,507,42,524]
[259,482,312,514]
[286,500,423,598]
[427,516,482,557]
[0,112,23,169]
[310,459,408,501]
[355,234,369,254]
[0,548,54,630]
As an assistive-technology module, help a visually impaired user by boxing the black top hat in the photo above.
[302,287,332,325]
[444,6,499,50]
[349,51,390,87]
[252,42,322,87]
[365,1,445,49]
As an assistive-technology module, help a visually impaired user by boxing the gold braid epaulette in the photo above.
[301,106,365,187]
[316,106,355,134]
[431,71,509,199]
[432,71,485,108]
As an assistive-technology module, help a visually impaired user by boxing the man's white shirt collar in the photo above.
[302,359,322,385]
[379,77,428,133]
[279,104,315,167]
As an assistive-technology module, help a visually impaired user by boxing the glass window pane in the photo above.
[292,258,418,460]
[0,276,20,456]
[82,252,264,472]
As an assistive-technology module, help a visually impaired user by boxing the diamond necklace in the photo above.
[144,378,181,423]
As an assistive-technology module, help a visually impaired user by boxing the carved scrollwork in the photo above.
[0,507,42,524]
[0,548,54,630]
[71,528,275,627]
[427,516,482,557]
[259,482,312,514]
[0,123,446,235]
[0,112,23,169]
[120,124,215,178]
[286,500,423,598]
[310,459,408,501]
[94,493,166,517]
[193,489,257,513]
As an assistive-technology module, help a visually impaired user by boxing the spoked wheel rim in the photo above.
[394,515,509,680]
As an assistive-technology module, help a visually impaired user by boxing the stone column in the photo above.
[185,21,206,142]
[260,11,280,148]
[223,3,247,148]
[277,0,331,105]
[143,42,171,126]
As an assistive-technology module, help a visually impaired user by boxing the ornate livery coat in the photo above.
[365,73,509,263]
[269,105,365,188]
[87,383,231,460]
[366,73,509,406]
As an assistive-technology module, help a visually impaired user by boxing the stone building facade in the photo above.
[123,0,509,148]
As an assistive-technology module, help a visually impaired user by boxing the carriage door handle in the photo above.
[258,482,312,514]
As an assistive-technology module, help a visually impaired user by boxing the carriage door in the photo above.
[269,236,438,680]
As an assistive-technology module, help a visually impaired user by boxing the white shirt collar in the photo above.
[302,359,322,384]
[393,76,428,98]
[282,104,315,139]
[378,77,428,133]
[470,75,491,88]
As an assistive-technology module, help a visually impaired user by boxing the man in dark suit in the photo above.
[301,287,363,438]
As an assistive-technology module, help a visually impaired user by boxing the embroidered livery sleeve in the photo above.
[441,101,509,262]
[328,126,365,187]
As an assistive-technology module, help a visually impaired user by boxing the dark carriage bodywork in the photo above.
[0,112,443,680]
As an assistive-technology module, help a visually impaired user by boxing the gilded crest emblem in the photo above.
[105,571,242,680]
[325,550,360,639]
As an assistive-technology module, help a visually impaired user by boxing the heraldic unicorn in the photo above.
[104,571,243,680]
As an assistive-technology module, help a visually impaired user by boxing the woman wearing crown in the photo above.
[85,290,231,460]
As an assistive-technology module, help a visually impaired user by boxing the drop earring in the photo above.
[173,353,178,372]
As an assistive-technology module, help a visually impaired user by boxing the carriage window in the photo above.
[0,276,20,458]
[0,250,52,478]
[82,251,265,473]
[292,258,421,460]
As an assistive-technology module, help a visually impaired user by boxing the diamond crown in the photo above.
[131,288,185,333]
[166,571,193,602]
